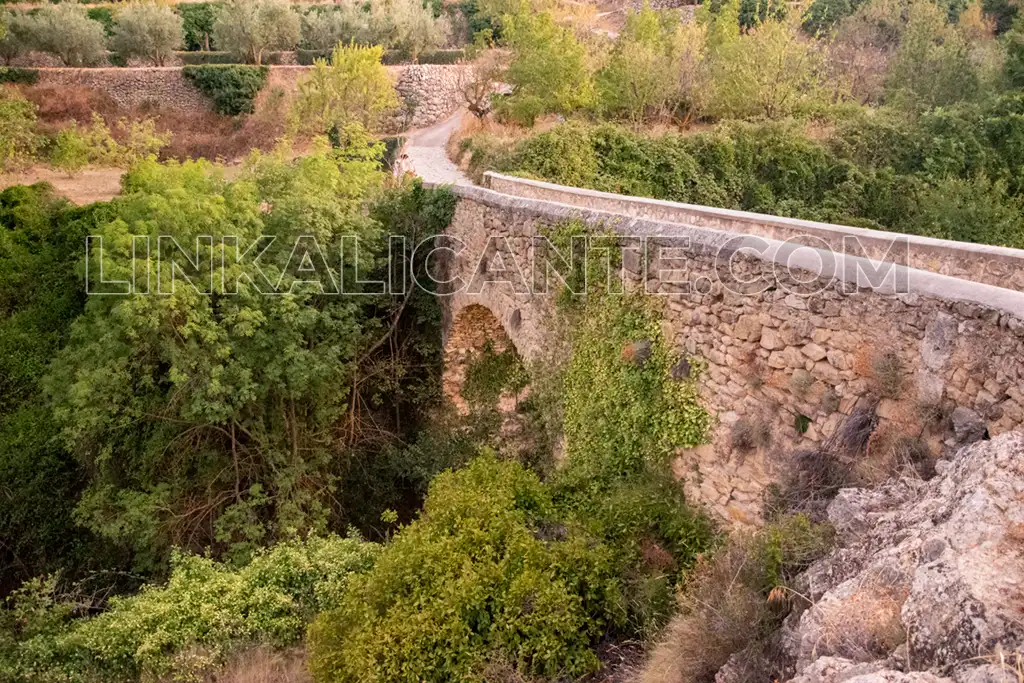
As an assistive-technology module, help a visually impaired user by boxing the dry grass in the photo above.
[19,84,289,164]
[642,541,767,683]
[805,571,908,664]
[730,417,772,451]
[194,647,310,683]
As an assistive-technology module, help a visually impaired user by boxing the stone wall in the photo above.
[31,64,469,128]
[485,172,1024,293]
[438,183,1024,527]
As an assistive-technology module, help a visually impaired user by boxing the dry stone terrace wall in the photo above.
[485,172,1024,293]
[31,64,468,128]
[438,183,1024,527]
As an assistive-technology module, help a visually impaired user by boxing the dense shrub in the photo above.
[307,456,627,681]
[109,3,183,67]
[471,111,1024,248]
[0,87,39,171]
[182,64,269,115]
[0,185,116,596]
[0,66,35,84]
[2,535,378,681]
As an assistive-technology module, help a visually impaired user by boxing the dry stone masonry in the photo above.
[31,64,469,129]
[436,181,1024,527]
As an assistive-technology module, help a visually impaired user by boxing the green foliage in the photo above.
[85,6,115,38]
[0,185,117,594]
[803,0,865,34]
[291,43,399,136]
[0,66,34,84]
[182,64,269,115]
[3,535,379,682]
[0,88,39,173]
[307,455,625,682]
[49,114,171,174]
[883,0,981,110]
[561,292,710,483]
[109,3,183,67]
[177,1,220,51]
[596,5,682,124]
[44,144,388,571]
[499,11,595,125]
[212,0,300,65]
[705,15,831,119]
[462,341,528,407]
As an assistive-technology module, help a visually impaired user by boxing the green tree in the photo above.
[883,0,979,109]
[500,11,596,125]
[212,0,301,65]
[596,5,680,125]
[291,43,400,136]
[706,14,830,119]
[45,142,388,570]
[178,2,220,51]
[109,3,183,67]
[21,3,107,67]
[0,11,29,65]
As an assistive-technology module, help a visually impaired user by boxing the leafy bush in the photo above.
[0,186,113,596]
[462,341,528,407]
[307,456,626,682]
[0,66,35,84]
[50,114,170,173]
[183,64,269,115]
[20,3,106,67]
[3,535,378,681]
[469,109,1024,248]
[212,0,300,65]
[109,3,183,67]
[0,87,39,172]
[291,43,399,135]
[177,1,220,51]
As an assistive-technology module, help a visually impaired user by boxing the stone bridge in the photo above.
[433,173,1024,526]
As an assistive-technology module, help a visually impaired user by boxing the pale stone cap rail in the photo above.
[483,171,1024,294]
[442,182,1024,323]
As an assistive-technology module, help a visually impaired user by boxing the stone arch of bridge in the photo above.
[441,302,524,414]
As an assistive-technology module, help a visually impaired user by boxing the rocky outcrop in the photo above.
[780,431,1024,683]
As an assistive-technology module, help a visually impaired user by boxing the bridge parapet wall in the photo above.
[440,182,1024,526]
[484,172,1024,294]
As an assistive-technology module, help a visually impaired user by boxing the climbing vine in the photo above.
[539,220,712,484]
[462,341,529,408]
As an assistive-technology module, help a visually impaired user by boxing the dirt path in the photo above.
[401,111,471,187]
[0,166,125,204]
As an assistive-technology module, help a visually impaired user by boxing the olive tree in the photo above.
[371,0,450,61]
[22,3,107,67]
[0,10,30,65]
[213,0,301,65]
[110,3,183,66]
[300,3,368,51]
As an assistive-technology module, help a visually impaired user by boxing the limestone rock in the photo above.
[950,406,988,445]
[782,432,1024,682]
